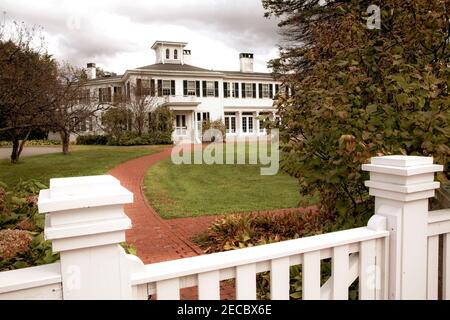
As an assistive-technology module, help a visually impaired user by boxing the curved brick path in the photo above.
[108,147,204,264]
[108,148,312,299]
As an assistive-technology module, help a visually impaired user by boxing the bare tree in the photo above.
[126,81,159,136]
[50,63,108,154]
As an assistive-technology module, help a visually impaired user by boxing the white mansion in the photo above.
[77,41,283,143]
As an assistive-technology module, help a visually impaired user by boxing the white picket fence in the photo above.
[0,155,449,300]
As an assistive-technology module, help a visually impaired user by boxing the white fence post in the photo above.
[363,156,443,299]
[37,175,135,299]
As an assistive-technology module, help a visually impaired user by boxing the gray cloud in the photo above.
[0,0,281,73]
[112,0,280,54]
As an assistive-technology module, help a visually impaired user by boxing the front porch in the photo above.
[165,102,200,144]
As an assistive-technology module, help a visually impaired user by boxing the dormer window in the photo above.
[166,49,170,59]
[174,49,178,60]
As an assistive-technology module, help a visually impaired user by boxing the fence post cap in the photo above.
[362,155,443,176]
[38,175,133,213]
[362,155,443,202]
[37,175,133,252]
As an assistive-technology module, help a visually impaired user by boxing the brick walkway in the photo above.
[108,147,235,299]
[108,147,203,264]
[108,147,310,300]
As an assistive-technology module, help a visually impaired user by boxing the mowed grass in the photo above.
[0,145,162,187]
[144,144,309,219]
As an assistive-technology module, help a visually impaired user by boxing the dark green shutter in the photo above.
[136,79,142,96]
[202,81,207,97]
[269,84,273,99]
[183,80,188,96]
[224,82,228,98]
[196,81,200,97]
[214,81,219,97]
[150,79,155,96]
[234,83,239,98]
[157,80,162,96]
[258,83,263,99]
[275,84,279,96]
[241,83,245,98]
[171,80,176,96]
[252,83,256,98]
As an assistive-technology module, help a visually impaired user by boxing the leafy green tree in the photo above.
[148,105,174,136]
[264,0,450,227]
[0,22,58,163]
[101,107,132,140]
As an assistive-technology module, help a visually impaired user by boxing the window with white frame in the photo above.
[224,112,236,134]
[174,49,178,60]
[162,80,171,96]
[259,113,270,133]
[206,81,215,96]
[187,81,196,96]
[262,84,271,98]
[232,83,239,97]
[165,49,170,59]
[224,82,231,97]
[141,80,151,96]
[244,83,253,98]
[242,112,254,133]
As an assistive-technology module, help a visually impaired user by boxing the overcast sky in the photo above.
[1,0,281,74]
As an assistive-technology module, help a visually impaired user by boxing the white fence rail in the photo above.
[427,208,450,299]
[130,223,389,300]
[0,155,448,300]
[0,263,62,300]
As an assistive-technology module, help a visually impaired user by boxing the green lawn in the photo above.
[144,145,309,219]
[0,145,162,187]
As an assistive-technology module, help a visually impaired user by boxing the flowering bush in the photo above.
[0,180,59,271]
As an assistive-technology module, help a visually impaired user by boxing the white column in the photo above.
[237,111,242,139]
[38,175,137,300]
[362,156,443,300]
[256,111,260,137]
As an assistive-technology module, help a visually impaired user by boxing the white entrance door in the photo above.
[175,114,187,135]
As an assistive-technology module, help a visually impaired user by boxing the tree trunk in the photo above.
[17,128,31,159]
[10,137,20,164]
[60,131,70,155]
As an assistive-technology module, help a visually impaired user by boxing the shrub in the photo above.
[194,209,332,254]
[107,131,172,146]
[148,106,174,134]
[0,180,59,271]
[76,134,109,145]
[0,140,61,147]
[201,119,226,142]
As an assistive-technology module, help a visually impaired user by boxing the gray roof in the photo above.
[87,75,123,83]
[86,63,273,84]
[135,63,272,77]
[219,70,272,77]
[135,63,212,72]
